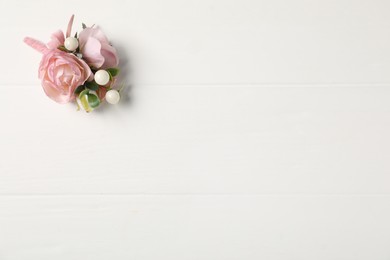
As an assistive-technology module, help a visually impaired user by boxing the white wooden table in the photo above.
[0,0,389,259]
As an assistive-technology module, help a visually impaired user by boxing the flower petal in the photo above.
[24,37,48,53]
[81,37,105,68]
[47,30,65,50]
[101,43,119,68]
[66,14,75,38]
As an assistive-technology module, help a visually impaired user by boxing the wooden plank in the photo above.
[2,0,390,85]
[0,85,389,194]
[0,195,389,260]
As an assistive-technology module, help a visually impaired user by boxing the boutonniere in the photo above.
[24,15,121,112]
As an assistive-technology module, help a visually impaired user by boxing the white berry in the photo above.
[94,70,110,85]
[64,37,79,51]
[105,90,120,104]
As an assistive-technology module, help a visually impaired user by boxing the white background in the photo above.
[1,0,390,259]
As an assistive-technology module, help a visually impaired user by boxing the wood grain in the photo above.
[1,0,390,85]
[1,195,390,260]
[1,0,389,258]
[0,85,389,194]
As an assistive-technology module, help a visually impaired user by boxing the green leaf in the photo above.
[106,68,120,78]
[85,81,99,91]
[87,93,100,108]
[74,85,85,94]
[82,23,87,29]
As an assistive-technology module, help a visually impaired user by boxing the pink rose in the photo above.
[78,27,119,69]
[39,50,92,104]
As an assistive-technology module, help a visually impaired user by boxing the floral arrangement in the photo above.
[24,15,121,112]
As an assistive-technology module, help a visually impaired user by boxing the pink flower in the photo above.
[24,15,117,104]
[78,27,119,69]
[47,15,74,50]
[38,50,92,103]
[47,30,65,50]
